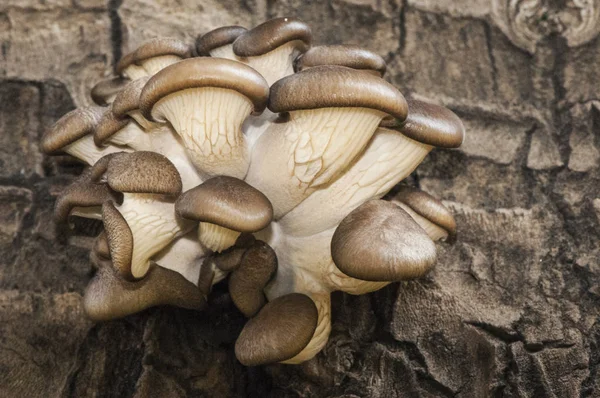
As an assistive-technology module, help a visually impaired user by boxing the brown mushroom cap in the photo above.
[235,293,318,366]
[54,168,121,225]
[83,262,206,321]
[176,176,273,232]
[93,231,111,260]
[196,25,247,55]
[232,17,311,57]
[102,201,134,279]
[140,57,270,121]
[41,106,104,154]
[392,186,457,239]
[104,152,182,196]
[331,200,437,281]
[89,152,121,183]
[296,45,386,76]
[94,107,131,146]
[116,38,192,75]
[111,77,150,118]
[229,241,277,317]
[269,65,408,121]
[91,77,130,106]
[380,99,465,148]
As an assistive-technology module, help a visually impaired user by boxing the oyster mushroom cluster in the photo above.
[42,17,465,366]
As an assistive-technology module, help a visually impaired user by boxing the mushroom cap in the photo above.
[392,186,457,238]
[89,152,121,183]
[94,107,130,146]
[139,57,270,121]
[104,152,182,196]
[232,17,311,57]
[41,106,104,154]
[196,25,247,55]
[235,293,318,366]
[296,45,386,76]
[331,200,437,281]
[54,168,121,224]
[116,37,192,75]
[93,231,111,260]
[102,201,134,279]
[91,77,130,106]
[111,77,150,118]
[380,99,465,148]
[176,176,273,233]
[269,65,408,121]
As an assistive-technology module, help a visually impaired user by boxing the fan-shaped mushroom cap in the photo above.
[296,45,386,76]
[229,241,277,317]
[102,201,134,279]
[196,25,247,57]
[391,186,457,242]
[116,38,191,79]
[331,200,437,281]
[176,176,272,232]
[111,77,150,119]
[83,262,206,321]
[93,231,111,260]
[235,293,318,366]
[54,168,121,225]
[381,99,465,148]
[91,77,130,106]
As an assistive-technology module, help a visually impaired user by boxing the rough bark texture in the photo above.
[1,1,599,397]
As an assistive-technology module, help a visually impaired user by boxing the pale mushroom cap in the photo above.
[269,65,408,121]
[235,293,318,366]
[105,152,182,196]
[392,186,457,238]
[116,38,192,75]
[41,106,104,154]
[176,176,273,232]
[232,17,311,57]
[296,45,386,76]
[381,99,465,148]
[91,77,130,106]
[111,77,150,118]
[139,57,270,121]
[196,25,247,55]
[331,200,437,281]
[102,201,134,279]
[94,107,130,146]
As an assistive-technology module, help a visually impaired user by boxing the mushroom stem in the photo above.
[198,222,241,253]
[65,135,128,166]
[240,41,304,86]
[152,231,207,285]
[242,108,278,150]
[104,122,151,150]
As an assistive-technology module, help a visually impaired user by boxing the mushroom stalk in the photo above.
[198,222,241,253]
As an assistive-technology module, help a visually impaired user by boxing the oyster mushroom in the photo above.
[296,45,387,76]
[91,76,130,106]
[196,25,247,59]
[116,37,191,80]
[246,65,408,218]
[233,17,311,86]
[140,57,269,179]
[176,176,273,253]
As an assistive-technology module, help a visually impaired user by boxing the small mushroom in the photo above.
[331,200,437,281]
[95,106,150,150]
[111,77,156,130]
[296,45,386,76]
[196,25,247,59]
[83,261,206,321]
[233,17,312,86]
[245,65,408,218]
[176,176,273,253]
[140,58,269,178]
[41,106,129,165]
[390,186,457,242]
[91,77,130,106]
[116,38,192,80]
[235,293,318,366]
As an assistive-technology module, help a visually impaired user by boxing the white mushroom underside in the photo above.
[153,87,252,179]
[65,135,129,166]
[122,64,148,80]
[395,203,449,242]
[118,194,186,278]
[280,129,432,236]
[71,205,103,220]
[198,222,241,253]
[240,40,304,86]
[242,108,277,150]
[153,232,206,285]
[139,55,182,76]
[108,122,151,150]
[209,44,239,60]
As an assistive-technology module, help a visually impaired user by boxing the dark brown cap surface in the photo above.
[196,26,247,55]
[140,58,270,120]
[296,45,386,76]
[41,106,104,154]
[91,77,130,106]
[331,200,437,281]
[102,201,134,279]
[112,77,150,118]
[176,176,273,232]
[94,107,131,146]
[269,65,408,121]
[233,17,311,57]
[116,38,191,74]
